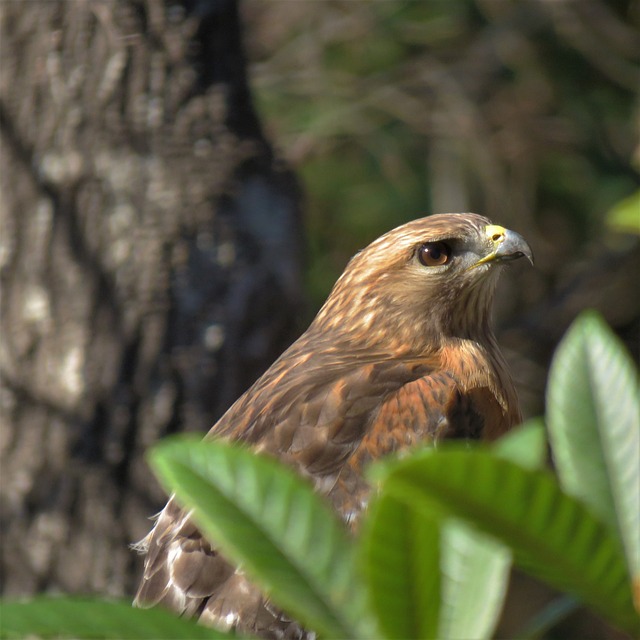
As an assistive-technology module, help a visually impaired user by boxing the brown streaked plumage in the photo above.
[134,213,533,638]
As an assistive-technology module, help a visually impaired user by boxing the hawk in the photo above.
[134,213,533,637]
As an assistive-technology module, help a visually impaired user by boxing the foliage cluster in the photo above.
[2,311,638,639]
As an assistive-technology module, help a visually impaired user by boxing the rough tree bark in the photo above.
[0,0,303,599]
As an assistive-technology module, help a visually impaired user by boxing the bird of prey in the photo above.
[134,213,533,638]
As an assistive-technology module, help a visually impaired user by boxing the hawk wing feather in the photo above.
[134,354,499,637]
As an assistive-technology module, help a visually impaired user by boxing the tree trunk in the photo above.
[0,0,303,599]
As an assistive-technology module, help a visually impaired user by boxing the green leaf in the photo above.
[359,423,542,640]
[436,422,546,640]
[362,430,523,640]
[0,597,227,639]
[605,189,640,235]
[494,419,547,470]
[435,421,546,640]
[438,521,511,640]
[379,448,640,635]
[361,492,441,639]
[547,311,640,583]
[148,438,369,640]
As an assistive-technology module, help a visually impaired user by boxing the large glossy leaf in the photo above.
[377,448,640,635]
[149,438,369,640]
[437,521,510,640]
[547,311,640,584]
[494,419,547,470]
[437,423,546,640]
[0,597,227,639]
[436,422,547,640]
[361,424,544,640]
[361,491,441,639]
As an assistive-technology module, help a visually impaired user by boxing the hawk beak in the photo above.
[473,225,534,268]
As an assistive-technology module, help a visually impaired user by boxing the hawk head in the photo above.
[312,213,533,352]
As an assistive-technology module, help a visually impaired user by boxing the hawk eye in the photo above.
[417,241,451,267]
